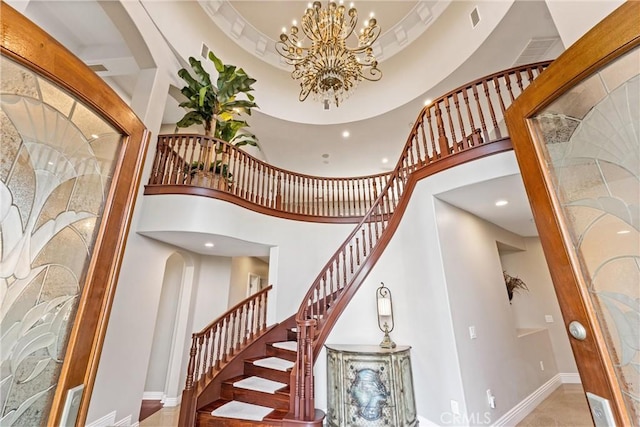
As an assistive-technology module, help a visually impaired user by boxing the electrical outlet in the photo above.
[540,361,545,371]
[545,315,554,323]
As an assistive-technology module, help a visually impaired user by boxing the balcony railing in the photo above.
[145,62,549,225]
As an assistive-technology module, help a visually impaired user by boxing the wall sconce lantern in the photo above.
[376,282,396,348]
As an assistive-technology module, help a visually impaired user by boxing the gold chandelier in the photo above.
[276,1,382,109]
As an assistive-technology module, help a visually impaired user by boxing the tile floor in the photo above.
[139,384,593,426]
[139,405,179,427]
[517,384,593,426]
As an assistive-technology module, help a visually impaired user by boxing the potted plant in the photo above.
[176,51,258,188]
[176,51,258,144]
[504,271,529,302]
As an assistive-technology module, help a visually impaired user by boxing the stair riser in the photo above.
[221,384,289,410]
[197,414,281,427]
[266,346,296,362]
[243,363,290,383]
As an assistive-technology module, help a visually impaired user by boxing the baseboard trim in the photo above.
[417,415,440,426]
[86,411,116,427]
[163,396,180,407]
[115,414,132,426]
[493,374,561,426]
[560,372,581,384]
[142,391,164,400]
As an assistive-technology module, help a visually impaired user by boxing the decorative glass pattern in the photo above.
[0,56,122,425]
[530,47,639,423]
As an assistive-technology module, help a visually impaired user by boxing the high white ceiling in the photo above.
[11,0,564,242]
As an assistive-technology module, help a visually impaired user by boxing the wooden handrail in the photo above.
[146,134,392,220]
[179,285,272,427]
[289,61,551,421]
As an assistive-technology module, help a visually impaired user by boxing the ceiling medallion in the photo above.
[276,1,382,109]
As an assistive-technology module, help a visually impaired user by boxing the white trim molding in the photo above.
[560,372,582,384]
[142,391,164,400]
[86,411,116,427]
[493,374,562,426]
[163,396,181,407]
[114,414,132,426]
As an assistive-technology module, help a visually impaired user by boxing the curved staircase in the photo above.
[155,62,552,426]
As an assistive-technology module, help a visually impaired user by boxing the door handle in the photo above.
[568,321,587,341]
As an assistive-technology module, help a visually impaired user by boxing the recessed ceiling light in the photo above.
[495,200,509,207]
[424,99,432,106]
[47,161,54,165]
[91,134,99,139]
[617,230,631,235]
[342,130,350,138]
[204,242,214,247]
[381,158,389,164]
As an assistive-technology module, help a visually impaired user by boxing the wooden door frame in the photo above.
[1,3,150,426]
[505,2,639,425]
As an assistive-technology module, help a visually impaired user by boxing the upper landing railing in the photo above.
[144,62,549,223]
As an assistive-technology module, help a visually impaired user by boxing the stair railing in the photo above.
[290,61,551,421]
[179,285,272,426]
[147,134,392,219]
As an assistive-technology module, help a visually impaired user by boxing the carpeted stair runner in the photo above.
[211,400,274,421]
[271,341,297,352]
[233,376,287,394]
[253,356,294,371]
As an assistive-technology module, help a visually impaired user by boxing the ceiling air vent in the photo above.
[470,7,480,28]
[513,37,561,66]
[88,64,108,72]
[201,42,209,59]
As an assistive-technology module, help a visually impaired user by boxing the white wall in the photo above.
[435,201,558,424]
[192,255,232,332]
[323,151,543,423]
[228,257,269,307]
[144,253,184,395]
[544,0,623,48]
[500,237,578,375]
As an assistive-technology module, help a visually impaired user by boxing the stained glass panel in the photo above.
[529,46,640,422]
[0,55,123,425]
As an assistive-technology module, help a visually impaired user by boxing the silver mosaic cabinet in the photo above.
[326,345,418,426]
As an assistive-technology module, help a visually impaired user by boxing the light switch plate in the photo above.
[59,384,84,427]
[545,315,554,323]
[586,392,616,426]
[469,326,477,339]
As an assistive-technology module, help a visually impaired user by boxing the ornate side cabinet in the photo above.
[326,345,418,426]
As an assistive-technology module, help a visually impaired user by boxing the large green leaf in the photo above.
[177,52,258,143]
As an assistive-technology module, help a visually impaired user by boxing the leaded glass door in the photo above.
[1,5,149,425]
[506,3,639,425]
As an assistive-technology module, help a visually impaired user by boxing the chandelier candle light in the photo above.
[376,282,396,349]
[276,1,382,109]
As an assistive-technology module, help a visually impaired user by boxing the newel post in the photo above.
[292,317,316,421]
[177,334,199,427]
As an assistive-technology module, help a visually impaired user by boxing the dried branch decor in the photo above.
[504,271,529,302]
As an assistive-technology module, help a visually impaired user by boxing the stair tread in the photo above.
[209,400,276,421]
[251,356,294,371]
[232,376,287,394]
[270,341,297,352]
[200,400,289,426]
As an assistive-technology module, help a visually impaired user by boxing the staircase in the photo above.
[172,61,552,427]
[197,330,297,426]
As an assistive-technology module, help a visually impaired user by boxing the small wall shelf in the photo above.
[326,344,418,427]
